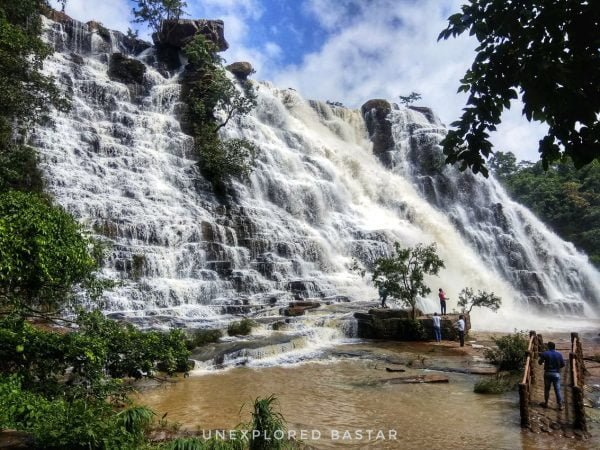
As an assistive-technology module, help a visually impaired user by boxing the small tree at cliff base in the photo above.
[372,242,445,319]
[457,287,502,314]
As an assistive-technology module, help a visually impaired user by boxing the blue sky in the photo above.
[50,0,546,161]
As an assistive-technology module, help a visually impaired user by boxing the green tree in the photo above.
[398,91,422,106]
[439,0,600,176]
[132,0,187,33]
[457,287,501,314]
[182,35,258,187]
[372,243,445,319]
[0,191,98,312]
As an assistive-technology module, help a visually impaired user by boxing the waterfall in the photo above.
[32,15,599,340]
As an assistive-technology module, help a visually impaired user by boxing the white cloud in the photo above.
[264,42,282,58]
[271,0,545,160]
[50,0,132,34]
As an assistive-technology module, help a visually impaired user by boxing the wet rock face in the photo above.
[152,19,229,51]
[108,53,146,85]
[226,61,254,80]
[361,99,395,166]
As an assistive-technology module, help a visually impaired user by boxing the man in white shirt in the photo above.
[432,312,441,342]
[456,315,466,347]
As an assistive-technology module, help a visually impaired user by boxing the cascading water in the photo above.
[386,107,600,317]
[32,15,600,367]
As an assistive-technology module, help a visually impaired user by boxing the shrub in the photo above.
[227,319,254,337]
[249,396,287,450]
[474,374,517,394]
[484,332,528,371]
[186,329,222,349]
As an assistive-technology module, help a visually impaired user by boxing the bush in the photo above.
[227,319,254,337]
[0,376,150,449]
[186,329,222,349]
[484,332,528,371]
[474,374,517,394]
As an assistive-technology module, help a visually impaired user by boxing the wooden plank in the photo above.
[384,374,449,384]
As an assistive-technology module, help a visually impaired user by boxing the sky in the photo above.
[50,0,548,162]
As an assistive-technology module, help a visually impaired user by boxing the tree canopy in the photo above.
[372,243,445,319]
[439,0,600,177]
[132,0,187,33]
[457,287,501,314]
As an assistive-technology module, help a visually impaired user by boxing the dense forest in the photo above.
[489,152,600,267]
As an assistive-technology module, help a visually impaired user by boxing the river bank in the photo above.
[137,330,600,449]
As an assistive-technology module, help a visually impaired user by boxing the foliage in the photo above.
[457,287,501,314]
[484,332,528,371]
[398,91,422,106]
[473,373,516,394]
[227,318,254,337]
[197,133,258,185]
[186,328,222,349]
[490,152,600,267]
[0,375,152,449]
[0,191,98,311]
[132,0,187,33]
[0,0,69,192]
[438,0,600,176]
[372,242,445,318]
[160,437,245,450]
[182,35,258,186]
[249,395,287,450]
[0,311,191,396]
[0,144,44,193]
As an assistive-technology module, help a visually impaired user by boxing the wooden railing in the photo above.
[519,330,541,428]
[570,332,587,431]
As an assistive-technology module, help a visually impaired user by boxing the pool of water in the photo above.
[139,341,599,449]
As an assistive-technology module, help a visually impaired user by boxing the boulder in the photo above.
[86,20,111,41]
[152,19,229,51]
[42,7,72,24]
[354,309,470,341]
[226,61,254,80]
[361,99,395,166]
[108,53,146,85]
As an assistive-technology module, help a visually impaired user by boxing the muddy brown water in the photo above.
[138,340,600,449]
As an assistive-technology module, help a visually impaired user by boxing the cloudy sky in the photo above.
[51,0,547,162]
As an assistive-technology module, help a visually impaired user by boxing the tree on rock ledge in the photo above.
[372,243,445,319]
[457,287,502,314]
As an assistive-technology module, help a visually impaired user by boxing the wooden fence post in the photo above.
[519,383,530,428]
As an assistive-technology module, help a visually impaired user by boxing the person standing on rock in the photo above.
[438,288,447,315]
[432,312,441,342]
[538,341,565,410]
[455,315,465,347]
[379,285,389,308]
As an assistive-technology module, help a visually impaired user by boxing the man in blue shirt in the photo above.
[538,341,565,410]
